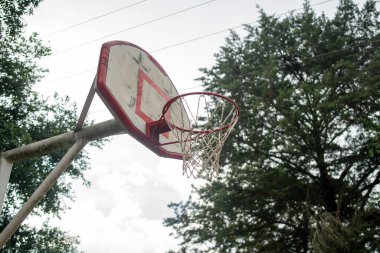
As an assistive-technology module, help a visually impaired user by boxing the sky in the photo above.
[19,0,371,252]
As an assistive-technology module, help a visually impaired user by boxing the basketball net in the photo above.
[163,92,239,179]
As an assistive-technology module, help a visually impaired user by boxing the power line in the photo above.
[55,0,333,55]
[46,0,148,37]
[151,0,333,53]
[36,0,376,118]
[57,0,217,54]
[150,25,244,54]
[39,0,333,85]
[41,68,95,85]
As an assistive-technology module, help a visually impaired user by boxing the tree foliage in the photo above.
[2,222,82,253]
[165,1,380,252]
[1,0,97,251]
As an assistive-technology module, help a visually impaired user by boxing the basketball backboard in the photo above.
[95,41,187,159]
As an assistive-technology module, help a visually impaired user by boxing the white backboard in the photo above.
[95,41,185,159]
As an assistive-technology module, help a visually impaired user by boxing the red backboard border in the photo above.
[95,41,182,160]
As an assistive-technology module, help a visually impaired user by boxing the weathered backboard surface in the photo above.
[95,41,185,159]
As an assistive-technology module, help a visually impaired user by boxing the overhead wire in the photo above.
[57,0,217,54]
[151,0,333,53]
[35,0,377,119]
[38,0,334,86]
[46,0,148,37]
[42,68,95,84]
[81,0,380,114]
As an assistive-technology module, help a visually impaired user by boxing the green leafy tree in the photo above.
[4,222,82,253]
[165,1,380,252]
[1,0,98,251]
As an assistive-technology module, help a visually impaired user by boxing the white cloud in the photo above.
[30,136,191,253]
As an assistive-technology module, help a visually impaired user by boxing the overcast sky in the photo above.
[21,0,371,252]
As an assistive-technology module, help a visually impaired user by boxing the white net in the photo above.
[163,92,239,179]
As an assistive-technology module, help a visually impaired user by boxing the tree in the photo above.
[1,0,98,251]
[3,222,82,253]
[164,1,380,252]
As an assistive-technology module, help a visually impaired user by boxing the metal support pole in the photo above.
[0,119,124,213]
[0,158,12,217]
[0,119,126,247]
[75,83,96,132]
[0,139,88,248]
[2,119,124,163]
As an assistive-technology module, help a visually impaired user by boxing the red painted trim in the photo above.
[95,41,182,160]
[135,69,170,139]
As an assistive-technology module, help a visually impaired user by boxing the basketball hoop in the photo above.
[160,92,239,179]
[94,42,240,176]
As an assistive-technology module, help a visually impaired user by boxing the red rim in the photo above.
[162,91,240,134]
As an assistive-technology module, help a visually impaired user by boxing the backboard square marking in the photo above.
[136,69,170,138]
[95,41,185,159]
